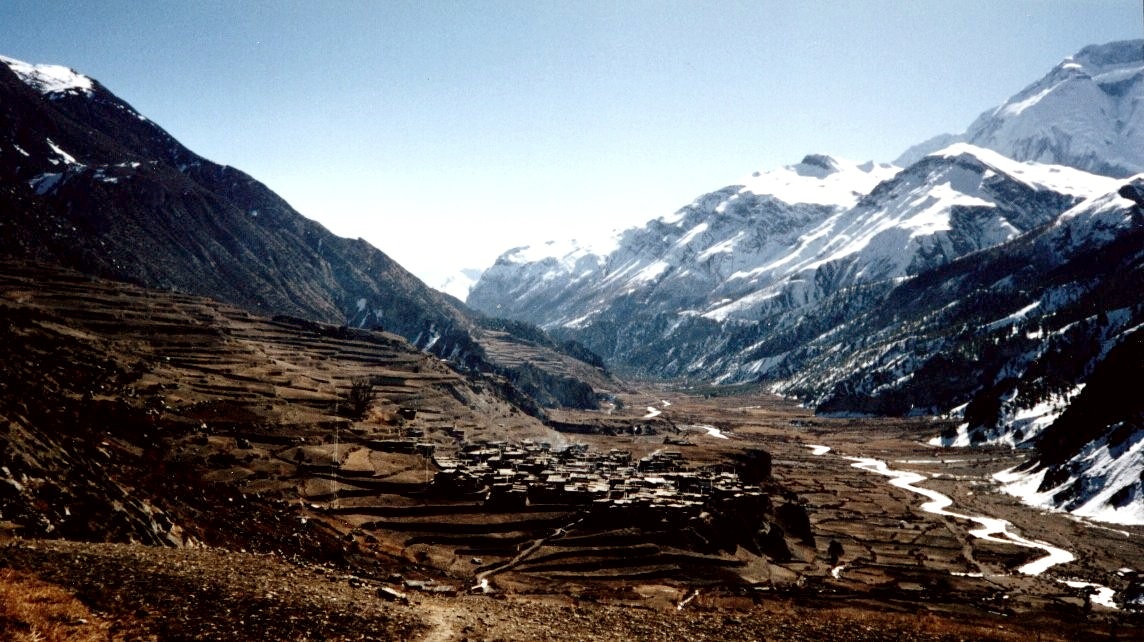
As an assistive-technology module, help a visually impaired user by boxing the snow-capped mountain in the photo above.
[471,146,1118,377]
[468,40,1144,522]
[0,54,613,410]
[469,155,897,330]
[898,39,1144,177]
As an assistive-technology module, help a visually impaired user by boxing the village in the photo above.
[427,436,767,518]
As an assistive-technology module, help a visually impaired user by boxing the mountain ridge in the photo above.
[0,53,616,413]
[897,39,1144,176]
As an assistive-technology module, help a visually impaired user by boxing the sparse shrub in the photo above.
[827,540,844,565]
[342,377,376,420]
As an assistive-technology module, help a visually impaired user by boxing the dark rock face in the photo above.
[0,60,479,363]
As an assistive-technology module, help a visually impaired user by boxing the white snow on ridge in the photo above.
[739,155,899,208]
[928,144,1120,198]
[46,138,79,165]
[502,234,618,267]
[984,300,1041,332]
[0,55,93,96]
[1001,82,1061,118]
[676,222,709,246]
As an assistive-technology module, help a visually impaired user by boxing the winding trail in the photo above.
[473,516,585,590]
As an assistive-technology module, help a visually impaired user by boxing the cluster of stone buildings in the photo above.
[430,439,762,518]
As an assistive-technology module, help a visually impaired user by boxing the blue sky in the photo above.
[1,1,1140,293]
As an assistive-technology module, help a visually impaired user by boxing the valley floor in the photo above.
[3,388,1143,640]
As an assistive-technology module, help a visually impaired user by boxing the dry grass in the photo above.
[809,605,1068,642]
[0,569,110,642]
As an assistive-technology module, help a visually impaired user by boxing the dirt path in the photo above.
[416,602,461,642]
[474,515,585,588]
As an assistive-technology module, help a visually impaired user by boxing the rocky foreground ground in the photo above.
[1,537,1116,642]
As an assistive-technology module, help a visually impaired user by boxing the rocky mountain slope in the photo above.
[0,54,612,411]
[898,39,1144,176]
[0,261,550,550]
[467,40,1144,523]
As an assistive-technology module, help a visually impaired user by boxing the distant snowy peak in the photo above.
[737,154,899,208]
[497,235,617,269]
[902,40,1144,178]
[0,55,93,97]
[436,267,485,300]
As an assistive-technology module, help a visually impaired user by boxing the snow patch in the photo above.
[1061,580,1118,610]
[28,172,64,196]
[0,55,94,96]
[680,424,730,440]
[740,155,900,208]
[46,139,79,165]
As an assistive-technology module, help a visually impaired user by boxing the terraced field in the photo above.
[4,262,1144,640]
[0,261,795,594]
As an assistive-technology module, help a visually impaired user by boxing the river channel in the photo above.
[806,445,1119,609]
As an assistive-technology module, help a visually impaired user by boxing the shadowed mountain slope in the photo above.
[0,55,613,410]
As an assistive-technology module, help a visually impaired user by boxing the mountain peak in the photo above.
[0,55,93,97]
[795,154,840,176]
[1071,39,1144,73]
[896,40,1144,178]
[740,155,898,208]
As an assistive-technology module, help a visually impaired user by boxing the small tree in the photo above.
[827,540,844,566]
[343,377,376,420]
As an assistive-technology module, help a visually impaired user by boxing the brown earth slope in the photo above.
[2,262,1143,640]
